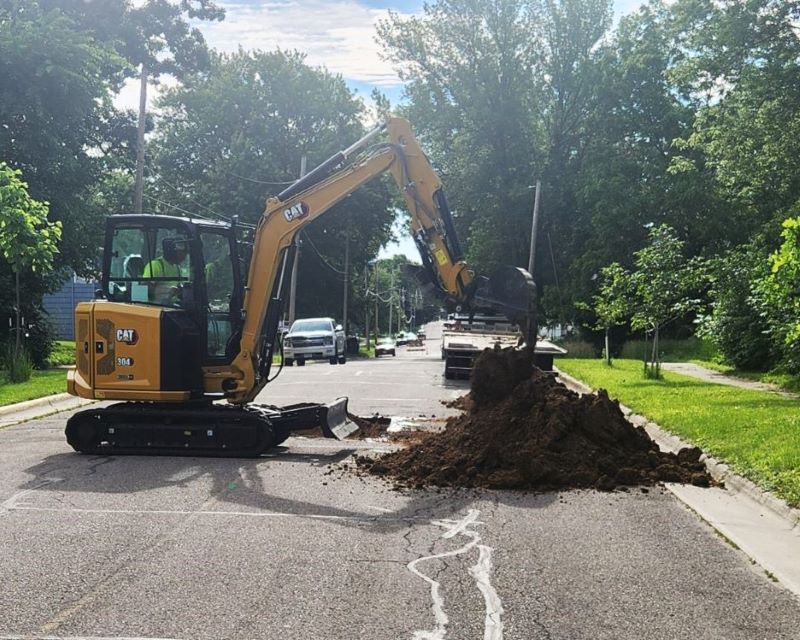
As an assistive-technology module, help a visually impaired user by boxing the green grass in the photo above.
[557,358,800,507]
[0,369,67,407]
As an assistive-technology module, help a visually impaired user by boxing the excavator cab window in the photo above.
[106,224,194,308]
[200,230,238,358]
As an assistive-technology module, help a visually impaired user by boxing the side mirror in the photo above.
[335,324,343,332]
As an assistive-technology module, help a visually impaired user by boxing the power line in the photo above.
[155,176,230,223]
[300,230,348,276]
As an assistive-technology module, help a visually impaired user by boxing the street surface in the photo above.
[1,322,799,639]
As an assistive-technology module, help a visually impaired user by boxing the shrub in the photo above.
[555,339,599,359]
[699,245,774,371]
[619,336,718,362]
[6,345,33,383]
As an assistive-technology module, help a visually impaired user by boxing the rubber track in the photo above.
[65,402,286,457]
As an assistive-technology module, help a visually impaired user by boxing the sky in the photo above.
[119,0,646,261]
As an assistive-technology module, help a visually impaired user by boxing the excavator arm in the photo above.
[226,117,536,404]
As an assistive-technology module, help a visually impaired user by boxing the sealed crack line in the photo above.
[407,509,504,640]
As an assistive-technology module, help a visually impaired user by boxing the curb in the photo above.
[555,369,800,532]
[0,392,74,417]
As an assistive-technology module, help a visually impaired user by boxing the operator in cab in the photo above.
[143,237,188,305]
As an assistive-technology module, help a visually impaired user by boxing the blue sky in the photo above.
[121,0,646,259]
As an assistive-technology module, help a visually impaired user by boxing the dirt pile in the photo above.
[357,346,712,492]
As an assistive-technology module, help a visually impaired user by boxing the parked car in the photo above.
[283,317,346,366]
[375,337,397,357]
[396,331,418,346]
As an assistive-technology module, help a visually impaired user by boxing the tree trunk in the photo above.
[604,327,610,365]
[14,269,21,357]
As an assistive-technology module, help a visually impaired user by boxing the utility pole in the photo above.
[527,179,542,347]
[342,212,350,335]
[374,261,380,338]
[364,262,371,349]
[133,63,148,215]
[287,155,307,325]
[388,269,394,337]
[528,179,541,276]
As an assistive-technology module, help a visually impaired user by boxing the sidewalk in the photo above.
[557,368,800,598]
[661,362,798,398]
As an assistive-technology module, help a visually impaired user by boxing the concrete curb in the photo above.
[555,368,800,532]
[0,392,74,417]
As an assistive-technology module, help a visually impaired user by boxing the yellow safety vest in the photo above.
[143,257,181,279]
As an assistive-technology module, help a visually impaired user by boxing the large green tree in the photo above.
[0,2,127,272]
[151,50,396,323]
[379,0,611,275]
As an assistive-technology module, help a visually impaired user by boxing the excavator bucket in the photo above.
[474,265,538,345]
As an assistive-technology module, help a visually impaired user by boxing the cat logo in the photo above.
[116,328,138,345]
[283,201,309,222]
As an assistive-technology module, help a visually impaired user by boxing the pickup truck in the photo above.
[283,317,346,366]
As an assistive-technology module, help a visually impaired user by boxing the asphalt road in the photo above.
[1,322,799,639]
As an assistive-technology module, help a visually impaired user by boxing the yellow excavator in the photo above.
[65,117,536,456]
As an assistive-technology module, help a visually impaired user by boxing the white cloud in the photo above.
[113,1,415,112]
[201,1,415,87]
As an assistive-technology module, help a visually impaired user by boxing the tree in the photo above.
[0,2,128,273]
[151,50,396,324]
[0,163,61,378]
[627,224,702,378]
[698,244,774,371]
[755,217,800,373]
[377,0,612,285]
[586,263,631,365]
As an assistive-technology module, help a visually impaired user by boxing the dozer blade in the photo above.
[262,397,355,440]
[319,397,356,439]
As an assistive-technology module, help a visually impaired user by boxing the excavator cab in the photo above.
[102,215,244,367]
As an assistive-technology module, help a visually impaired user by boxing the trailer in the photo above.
[440,316,566,379]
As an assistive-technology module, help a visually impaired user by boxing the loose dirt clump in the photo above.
[347,414,392,439]
[357,346,712,492]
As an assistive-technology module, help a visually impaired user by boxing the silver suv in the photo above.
[283,317,346,366]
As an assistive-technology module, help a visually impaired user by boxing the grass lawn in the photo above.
[556,358,800,507]
[0,369,67,407]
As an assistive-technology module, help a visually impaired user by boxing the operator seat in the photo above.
[124,255,144,279]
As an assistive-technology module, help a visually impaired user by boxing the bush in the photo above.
[700,245,775,371]
[46,341,75,367]
[0,306,55,369]
[6,345,33,383]
[555,339,599,359]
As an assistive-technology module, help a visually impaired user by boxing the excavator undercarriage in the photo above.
[65,398,352,457]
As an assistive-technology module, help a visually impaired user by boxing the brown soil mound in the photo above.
[357,346,712,492]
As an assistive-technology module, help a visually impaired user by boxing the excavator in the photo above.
[65,117,536,456]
